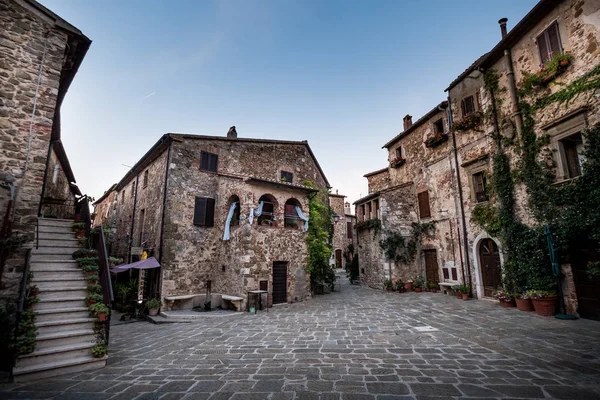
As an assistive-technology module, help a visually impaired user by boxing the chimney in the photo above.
[344,202,351,214]
[227,126,237,139]
[336,189,339,195]
[403,114,413,131]
[498,18,508,39]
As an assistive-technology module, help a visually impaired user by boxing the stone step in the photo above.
[32,246,80,256]
[36,317,96,336]
[30,269,83,280]
[15,342,96,369]
[36,225,75,236]
[12,355,107,382]
[36,307,89,323]
[33,277,88,289]
[31,254,78,262]
[38,218,76,228]
[35,296,87,310]
[38,287,87,301]
[37,238,80,248]
[30,260,79,271]
[36,329,96,350]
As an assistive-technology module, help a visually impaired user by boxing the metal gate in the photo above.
[272,261,288,304]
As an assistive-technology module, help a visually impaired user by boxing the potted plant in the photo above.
[459,285,470,300]
[515,291,534,312]
[72,222,86,238]
[451,284,462,299]
[82,264,99,277]
[494,289,516,308]
[390,156,406,168]
[89,302,110,321]
[529,290,557,316]
[24,295,40,310]
[91,344,108,358]
[146,298,161,316]
[383,279,394,292]
[404,280,413,291]
[86,293,103,306]
[427,281,438,293]
[27,285,39,297]
[394,279,404,293]
[122,313,132,321]
[87,284,102,294]
[413,276,425,293]
[424,132,449,148]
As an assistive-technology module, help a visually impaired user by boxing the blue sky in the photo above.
[41,0,537,205]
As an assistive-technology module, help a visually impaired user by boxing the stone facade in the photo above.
[356,0,600,318]
[94,132,330,309]
[0,0,89,301]
[329,193,355,268]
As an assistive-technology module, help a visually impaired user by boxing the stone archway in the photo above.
[472,232,504,299]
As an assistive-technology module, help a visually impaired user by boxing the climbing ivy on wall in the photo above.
[304,185,335,290]
[379,222,435,265]
[470,62,600,294]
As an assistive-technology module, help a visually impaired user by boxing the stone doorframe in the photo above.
[472,231,504,299]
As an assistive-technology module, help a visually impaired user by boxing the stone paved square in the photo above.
[1,278,600,399]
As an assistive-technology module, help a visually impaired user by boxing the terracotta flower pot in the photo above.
[515,297,534,312]
[148,308,159,316]
[462,293,469,300]
[532,296,557,316]
[431,288,437,293]
[97,312,107,322]
[455,291,462,299]
[386,288,393,292]
[75,230,85,239]
[414,288,422,293]
[499,299,516,308]
[404,282,413,291]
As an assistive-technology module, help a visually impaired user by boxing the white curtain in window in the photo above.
[223,202,237,241]
[295,206,309,232]
[248,201,264,225]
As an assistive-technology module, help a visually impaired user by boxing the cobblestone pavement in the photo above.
[2,276,600,400]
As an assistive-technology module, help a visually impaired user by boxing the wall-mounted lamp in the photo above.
[332,213,340,224]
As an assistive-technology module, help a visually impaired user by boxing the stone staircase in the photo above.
[12,218,107,382]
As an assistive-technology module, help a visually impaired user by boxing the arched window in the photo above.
[227,195,240,226]
[258,194,277,226]
[284,198,302,228]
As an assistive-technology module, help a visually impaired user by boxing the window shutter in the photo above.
[209,154,218,172]
[548,22,562,57]
[347,221,353,239]
[418,191,431,219]
[200,152,218,172]
[461,99,467,117]
[537,31,550,63]
[194,197,207,226]
[205,198,215,226]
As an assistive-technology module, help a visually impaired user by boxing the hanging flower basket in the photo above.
[425,132,448,148]
[453,112,483,132]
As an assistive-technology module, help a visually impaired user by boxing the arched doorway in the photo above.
[479,238,501,297]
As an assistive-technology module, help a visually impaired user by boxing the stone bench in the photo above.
[438,282,456,295]
[164,294,202,311]
[221,295,243,312]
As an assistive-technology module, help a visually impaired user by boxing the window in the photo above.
[417,191,431,219]
[347,221,353,239]
[121,191,125,203]
[360,205,365,222]
[373,199,379,219]
[433,119,444,134]
[143,170,149,188]
[280,171,293,183]
[257,194,276,226]
[472,171,489,203]
[537,21,562,64]
[461,96,476,117]
[193,197,215,226]
[227,195,241,226]
[558,133,584,179]
[395,147,403,159]
[284,198,302,228]
[139,209,145,246]
[200,151,218,173]
[367,203,372,219]
[131,182,135,197]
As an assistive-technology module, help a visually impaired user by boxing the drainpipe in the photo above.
[499,18,523,139]
[127,176,139,264]
[157,140,173,300]
[447,97,472,296]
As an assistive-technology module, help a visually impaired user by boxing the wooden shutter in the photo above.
[547,22,562,58]
[537,29,550,63]
[200,152,218,172]
[461,96,475,117]
[473,172,488,203]
[347,221,353,239]
[193,197,215,226]
[417,191,431,219]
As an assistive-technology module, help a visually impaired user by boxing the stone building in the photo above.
[355,0,600,319]
[94,128,330,309]
[328,192,356,269]
[0,0,90,301]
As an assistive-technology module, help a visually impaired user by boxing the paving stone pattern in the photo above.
[2,276,600,400]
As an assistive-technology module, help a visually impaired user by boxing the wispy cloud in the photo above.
[142,92,156,100]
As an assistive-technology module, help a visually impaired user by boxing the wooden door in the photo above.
[571,247,600,321]
[423,249,439,284]
[335,249,342,268]
[479,238,501,297]
[272,262,288,304]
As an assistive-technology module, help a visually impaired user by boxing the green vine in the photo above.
[356,218,382,238]
[305,190,335,290]
[379,222,435,264]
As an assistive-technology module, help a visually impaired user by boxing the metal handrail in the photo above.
[95,227,113,344]
[11,248,32,379]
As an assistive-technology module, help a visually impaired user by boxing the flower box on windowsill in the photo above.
[453,112,483,132]
[390,157,406,168]
[425,132,449,148]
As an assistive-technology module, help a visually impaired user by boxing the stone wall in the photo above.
[329,194,350,265]
[39,147,75,219]
[365,170,390,194]
[92,189,116,228]
[160,137,327,307]
[0,0,71,300]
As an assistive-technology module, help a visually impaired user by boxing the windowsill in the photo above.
[199,169,219,175]
[552,176,581,186]
[474,200,489,205]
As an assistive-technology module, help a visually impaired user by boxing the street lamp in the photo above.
[332,213,340,224]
